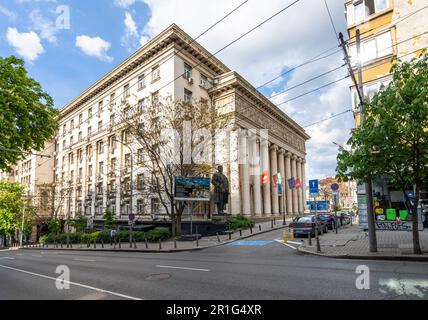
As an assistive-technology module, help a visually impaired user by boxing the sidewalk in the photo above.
[297,223,428,261]
[20,219,289,253]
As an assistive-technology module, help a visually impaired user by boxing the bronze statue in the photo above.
[212,165,229,215]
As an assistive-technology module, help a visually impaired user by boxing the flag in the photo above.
[288,178,296,189]
[262,171,269,185]
[295,179,302,189]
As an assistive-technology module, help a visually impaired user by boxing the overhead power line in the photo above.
[303,109,353,128]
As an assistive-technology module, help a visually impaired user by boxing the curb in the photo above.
[20,225,287,254]
[296,246,428,262]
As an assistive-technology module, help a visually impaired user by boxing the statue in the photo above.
[212,165,229,215]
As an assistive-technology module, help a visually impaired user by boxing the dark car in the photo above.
[290,215,328,237]
[319,214,337,230]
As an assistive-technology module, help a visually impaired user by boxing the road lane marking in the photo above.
[0,257,14,260]
[73,259,97,262]
[0,264,143,300]
[275,240,298,250]
[156,265,210,272]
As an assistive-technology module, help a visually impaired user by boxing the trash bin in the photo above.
[386,209,397,221]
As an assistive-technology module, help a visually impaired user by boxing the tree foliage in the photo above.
[103,209,115,229]
[68,213,87,233]
[337,52,428,254]
[0,181,25,236]
[0,56,58,170]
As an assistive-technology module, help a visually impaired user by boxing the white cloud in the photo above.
[114,0,140,8]
[121,11,142,51]
[75,35,113,62]
[140,0,352,180]
[0,5,17,20]
[6,27,45,61]
[29,8,58,43]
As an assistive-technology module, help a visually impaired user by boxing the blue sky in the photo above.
[0,0,353,180]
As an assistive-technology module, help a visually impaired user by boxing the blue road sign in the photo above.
[309,180,319,194]
[331,183,339,192]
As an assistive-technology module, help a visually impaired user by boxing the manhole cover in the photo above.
[145,273,171,281]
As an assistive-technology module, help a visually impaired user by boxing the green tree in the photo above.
[0,181,25,237]
[47,218,61,235]
[0,56,58,170]
[337,52,428,255]
[103,209,115,229]
[68,213,87,233]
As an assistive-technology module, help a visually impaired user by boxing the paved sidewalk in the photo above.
[21,219,290,253]
[297,223,428,261]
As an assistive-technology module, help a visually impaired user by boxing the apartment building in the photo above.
[48,24,310,222]
[345,0,428,127]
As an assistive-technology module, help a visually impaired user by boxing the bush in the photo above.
[39,228,171,244]
[226,215,255,231]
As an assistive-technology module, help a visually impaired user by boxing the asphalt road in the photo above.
[1,229,427,300]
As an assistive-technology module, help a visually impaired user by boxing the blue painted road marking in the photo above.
[226,240,273,247]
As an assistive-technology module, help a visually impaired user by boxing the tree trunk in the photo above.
[176,213,182,236]
[412,184,422,255]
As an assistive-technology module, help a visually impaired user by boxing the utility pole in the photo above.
[130,151,134,247]
[339,31,377,252]
[67,180,72,248]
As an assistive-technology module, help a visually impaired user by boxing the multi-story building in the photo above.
[345,0,428,127]
[53,24,310,222]
[0,143,55,240]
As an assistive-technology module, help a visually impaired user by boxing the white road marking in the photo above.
[0,257,14,260]
[0,264,143,300]
[73,259,97,262]
[156,265,210,272]
[275,240,298,250]
[31,255,43,258]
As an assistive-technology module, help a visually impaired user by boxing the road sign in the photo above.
[309,180,319,194]
[331,183,339,192]
[128,213,135,222]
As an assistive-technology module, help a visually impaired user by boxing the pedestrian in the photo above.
[340,213,344,227]
[110,229,117,242]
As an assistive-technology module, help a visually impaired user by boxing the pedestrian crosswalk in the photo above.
[225,240,274,247]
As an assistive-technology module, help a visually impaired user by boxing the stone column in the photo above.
[278,149,286,216]
[297,158,303,215]
[260,134,271,215]
[285,152,293,215]
[270,145,279,216]
[239,130,251,216]
[291,155,298,216]
[249,134,262,216]
[302,159,307,214]
[229,129,241,215]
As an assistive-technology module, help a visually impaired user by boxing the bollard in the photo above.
[70,242,73,249]
[159,239,162,250]
[101,240,104,249]
[250,227,253,234]
[174,239,177,249]
[87,239,90,248]
[145,238,148,249]
[239,229,242,237]
[274,218,276,225]
[129,236,133,249]
[259,225,262,232]
[114,238,117,249]
[316,226,321,253]
[290,228,294,241]
[196,235,199,248]
[283,228,288,243]
[134,239,137,249]
[308,232,312,246]
[119,239,121,249]
[217,232,221,243]
[271,220,274,229]
[94,240,96,249]
[60,241,63,249]
[228,232,232,241]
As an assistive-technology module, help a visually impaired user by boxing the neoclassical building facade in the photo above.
[49,24,309,220]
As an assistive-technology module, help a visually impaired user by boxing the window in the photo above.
[109,135,117,150]
[200,74,209,88]
[98,121,103,131]
[124,107,132,118]
[88,108,93,118]
[137,149,144,163]
[123,84,130,97]
[151,91,159,105]
[137,174,144,190]
[184,89,192,103]
[70,135,74,146]
[78,149,83,163]
[138,74,145,89]
[99,162,104,175]
[138,99,146,113]
[110,93,116,107]
[184,62,192,79]
[69,153,74,165]
[151,65,160,82]
[350,31,393,65]
[88,165,93,178]
[347,0,390,25]
[63,124,67,135]
[98,100,103,113]
[137,199,145,215]
[62,140,66,150]
[78,168,83,179]
[97,140,104,154]
[110,158,117,173]
[78,131,83,142]
[124,154,131,170]
[86,145,93,160]
[88,126,92,136]
[79,114,83,124]
[110,115,115,127]
[70,119,74,130]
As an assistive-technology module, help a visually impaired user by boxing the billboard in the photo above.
[174,177,211,202]
[306,201,329,213]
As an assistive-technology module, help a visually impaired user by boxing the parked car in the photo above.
[318,214,336,230]
[290,215,328,237]
[337,211,351,226]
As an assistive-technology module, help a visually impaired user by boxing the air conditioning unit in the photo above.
[188,77,194,85]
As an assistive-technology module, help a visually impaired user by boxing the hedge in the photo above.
[39,228,170,244]
[226,215,255,231]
